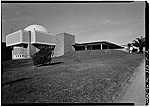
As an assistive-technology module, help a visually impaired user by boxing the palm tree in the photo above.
[132,36,145,53]
[127,43,132,53]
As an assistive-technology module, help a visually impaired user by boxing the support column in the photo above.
[85,45,87,50]
[27,31,31,58]
[100,44,103,50]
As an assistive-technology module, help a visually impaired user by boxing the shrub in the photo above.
[32,47,52,66]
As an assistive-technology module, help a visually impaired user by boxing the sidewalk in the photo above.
[115,60,146,105]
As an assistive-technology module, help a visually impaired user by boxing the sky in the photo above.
[2,2,145,45]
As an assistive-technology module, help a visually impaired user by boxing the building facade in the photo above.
[6,24,124,60]
[6,25,75,59]
[73,41,123,51]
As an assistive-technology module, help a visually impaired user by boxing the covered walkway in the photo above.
[73,41,123,51]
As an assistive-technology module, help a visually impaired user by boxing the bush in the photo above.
[32,47,52,66]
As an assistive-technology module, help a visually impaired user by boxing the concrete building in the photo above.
[6,24,123,60]
[6,25,75,59]
[73,41,123,51]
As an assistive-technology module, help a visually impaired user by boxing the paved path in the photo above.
[115,60,146,105]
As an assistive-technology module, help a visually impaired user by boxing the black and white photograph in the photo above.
[1,1,147,105]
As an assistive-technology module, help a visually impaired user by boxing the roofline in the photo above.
[6,42,55,47]
[73,41,124,48]
[6,30,22,37]
[75,41,121,45]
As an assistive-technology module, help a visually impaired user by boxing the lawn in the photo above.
[2,50,144,103]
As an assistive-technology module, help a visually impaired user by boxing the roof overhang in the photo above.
[73,41,124,48]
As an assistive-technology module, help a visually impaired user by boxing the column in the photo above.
[85,45,87,50]
[27,31,31,58]
[100,44,103,50]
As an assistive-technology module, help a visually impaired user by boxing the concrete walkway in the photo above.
[115,60,146,105]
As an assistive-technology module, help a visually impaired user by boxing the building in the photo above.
[73,41,123,51]
[6,25,75,59]
[6,24,123,60]
[121,45,129,52]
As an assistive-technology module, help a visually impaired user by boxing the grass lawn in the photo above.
[2,50,144,103]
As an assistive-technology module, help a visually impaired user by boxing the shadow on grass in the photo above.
[37,62,64,67]
[2,78,31,87]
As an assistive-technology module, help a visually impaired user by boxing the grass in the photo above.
[2,50,144,103]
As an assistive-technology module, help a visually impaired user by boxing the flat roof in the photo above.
[74,41,123,48]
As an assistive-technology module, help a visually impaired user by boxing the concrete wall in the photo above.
[54,33,64,57]
[54,33,75,57]
[35,30,56,45]
[6,30,75,59]
[22,30,35,43]
[26,44,37,58]
[64,33,75,53]
[6,30,55,46]
[22,31,29,43]
[12,46,27,59]
[6,30,22,46]
[12,44,38,59]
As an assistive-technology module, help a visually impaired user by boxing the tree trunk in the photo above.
[139,47,143,53]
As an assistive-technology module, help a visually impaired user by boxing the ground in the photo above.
[115,60,146,105]
[2,50,144,103]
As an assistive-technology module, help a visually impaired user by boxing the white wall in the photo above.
[6,30,22,46]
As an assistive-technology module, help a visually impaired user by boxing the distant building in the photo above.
[121,45,129,52]
[6,24,123,60]
[73,41,123,51]
[6,25,75,59]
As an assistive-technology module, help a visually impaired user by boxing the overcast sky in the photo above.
[2,2,145,45]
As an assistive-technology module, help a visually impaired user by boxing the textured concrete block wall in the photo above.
[54,33,64,57]
[64,33,75,54]
[54,33,75,57]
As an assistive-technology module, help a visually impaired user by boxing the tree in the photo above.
[2,42,12,61]
[127,43,132,53]
[32,47,52,66]
[132,36,145,53]
[127,43,132,47]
